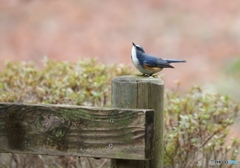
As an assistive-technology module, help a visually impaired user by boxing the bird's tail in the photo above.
[164,59,186,63]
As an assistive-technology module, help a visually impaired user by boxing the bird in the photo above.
[131,42,186,76]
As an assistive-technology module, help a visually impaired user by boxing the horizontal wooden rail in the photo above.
[0,103,154,160]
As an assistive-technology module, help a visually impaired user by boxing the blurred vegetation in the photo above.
[164,86,239,167]
[217,57,240,103]
[0,58,130,106]
[0,59,239,168]
[224,58,240,75]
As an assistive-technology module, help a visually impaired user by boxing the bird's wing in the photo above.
[156,59,174,68]
[141,53,158,66]
[142,53,173,68]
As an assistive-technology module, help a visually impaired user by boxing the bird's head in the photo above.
[132,42,145,53]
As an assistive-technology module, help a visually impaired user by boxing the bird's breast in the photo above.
[131,47,140,66]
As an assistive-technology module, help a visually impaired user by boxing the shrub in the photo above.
[0,59,239,168]
[164,86,239,168]
[0,58,130,106]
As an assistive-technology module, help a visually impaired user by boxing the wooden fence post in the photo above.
[111,75,164,168]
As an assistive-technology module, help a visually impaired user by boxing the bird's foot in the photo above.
[141,74,151,77]
[139,74,159,78]
[151,74,159,78]
[142,74,159,78]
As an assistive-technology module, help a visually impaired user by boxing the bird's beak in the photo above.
[132,42,136,47]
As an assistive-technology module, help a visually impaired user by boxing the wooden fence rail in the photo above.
[0,75,163,168]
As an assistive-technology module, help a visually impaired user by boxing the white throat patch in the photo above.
[131,46,139,65]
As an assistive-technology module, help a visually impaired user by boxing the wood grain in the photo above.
[0,103,154,160]
[111,75,164,168]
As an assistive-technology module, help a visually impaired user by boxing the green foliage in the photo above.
[164,86,239,168]
[0,59,239,168]
[217,57,240,101]
[0,58,131,106]
[224,58,240,75]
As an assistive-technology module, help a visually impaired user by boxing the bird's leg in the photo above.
[142,74,150,77]
[152,74,159,78]
[141,74,158,78]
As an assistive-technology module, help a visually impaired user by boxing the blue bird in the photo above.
[131,42,186,76]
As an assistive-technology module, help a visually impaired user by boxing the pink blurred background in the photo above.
[1,0,240,91]
[1,1,240,155]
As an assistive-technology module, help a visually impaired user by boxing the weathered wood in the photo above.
[111,75,164,168]
[0,103,154,160]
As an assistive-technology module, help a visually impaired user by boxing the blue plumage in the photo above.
[131,42,186,75]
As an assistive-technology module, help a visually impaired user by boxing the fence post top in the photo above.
[112,75,164,84]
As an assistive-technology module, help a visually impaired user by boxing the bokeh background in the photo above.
[1,0,240,96]
[0,0,240,165]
